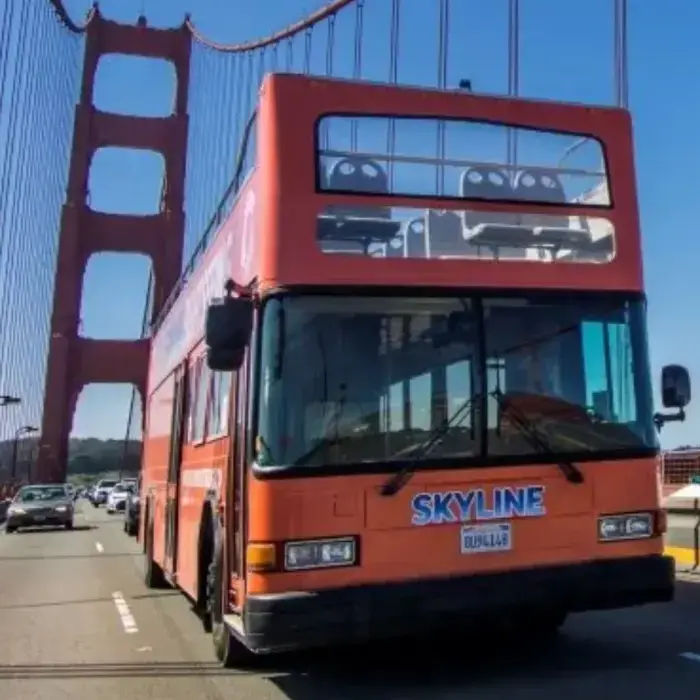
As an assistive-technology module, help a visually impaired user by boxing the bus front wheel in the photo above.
[207,537,251,667]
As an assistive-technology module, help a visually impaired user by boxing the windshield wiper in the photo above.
[380,394,479,497]
[493,391,583,484]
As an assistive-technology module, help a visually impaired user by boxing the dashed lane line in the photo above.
[112,591,138,634]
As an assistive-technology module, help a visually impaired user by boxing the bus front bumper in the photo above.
[241,554,674,654]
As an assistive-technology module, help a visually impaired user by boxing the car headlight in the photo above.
[284,537,357,571]
[598,512,654,541]
[55,505,69,512]
[9,506,25,515]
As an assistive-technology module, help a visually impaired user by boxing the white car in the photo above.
[106,483,132,514]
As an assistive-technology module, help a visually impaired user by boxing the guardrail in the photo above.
[662,451,700,486]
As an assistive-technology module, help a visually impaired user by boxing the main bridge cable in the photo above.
[45,0,96,33]
[185,0,356,52]
[613,0,629,107]
[172,2,359,333]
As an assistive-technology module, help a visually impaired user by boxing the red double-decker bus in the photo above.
[141,73,690,665]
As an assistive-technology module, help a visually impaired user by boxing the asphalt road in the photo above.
[2,503,700,699]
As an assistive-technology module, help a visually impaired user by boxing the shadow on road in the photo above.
[0,661,241,679]
[3,524,96,534]
[262,627,662,699]
[0,630,665,688]
[0,552,136,560]
[0,590,180,610]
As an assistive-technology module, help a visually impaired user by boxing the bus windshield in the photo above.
[255,294,657,469]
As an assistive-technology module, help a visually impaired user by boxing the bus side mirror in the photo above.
[205,296,253,371]
[654,364,690,430]
[662,364,690,408]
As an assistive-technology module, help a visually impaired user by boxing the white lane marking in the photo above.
[112,592,138,634]
[681,652,700,663]
[95,542,104,553]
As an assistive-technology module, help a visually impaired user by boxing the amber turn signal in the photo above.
[247,543,277,572]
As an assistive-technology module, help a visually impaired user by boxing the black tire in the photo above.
[127,519,138,537]
[65,520,74,530]
[534,610,567,637]
[510,609,566,641]
[5,526,16,534]
[92,501,99,509]
[144,523,167,588]
[123,520,128,533]
[208,535,250,667]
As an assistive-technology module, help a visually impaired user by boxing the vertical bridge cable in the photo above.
[321,15,336,150]
[613,0,620,105]
[286,36,294,70]
[1,1,46,411]
[325,14,335,76]
[435,0,449,195]
[506,0,520,178]
[121,270,153,476]
[0,1,85,447]
[303,27,312,74]
[169,0,359,335]
[0,0,34,422]
[621,0,628,107]
[386,0,400,188]
[614,0,629,108]
[0,0,17,128]
[350,0,364,151]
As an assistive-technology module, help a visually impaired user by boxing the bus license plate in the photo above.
[461,523,512,554]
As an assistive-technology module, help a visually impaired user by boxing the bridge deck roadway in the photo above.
[2,504,700,698]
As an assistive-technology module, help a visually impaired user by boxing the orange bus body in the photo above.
[141,74,672,658]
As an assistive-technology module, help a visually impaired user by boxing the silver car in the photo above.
[5,484,74,532]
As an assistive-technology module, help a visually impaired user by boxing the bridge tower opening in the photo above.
[36,10,191,483]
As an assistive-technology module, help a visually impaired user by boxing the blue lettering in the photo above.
[493,488,503,518]
[525,485,546,516]
[503,487,526,517]
[475,489,495,520]
[453,490,475,522]
[432,493,457,524]
[411,493,433,526]
[412,485,545,526]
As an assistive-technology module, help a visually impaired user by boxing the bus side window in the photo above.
[208,371,232,438]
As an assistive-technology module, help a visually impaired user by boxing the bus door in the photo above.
[164,362,187,577]
[227,359,248,607]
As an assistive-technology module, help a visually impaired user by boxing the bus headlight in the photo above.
[598,513,654,541]
[284,537,357,571]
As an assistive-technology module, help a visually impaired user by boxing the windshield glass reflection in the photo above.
[255,294,656,468]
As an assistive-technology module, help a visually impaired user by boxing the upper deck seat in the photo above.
[318,156,400,254]
[460,166,529,257]
[514,169,596,257]
[426,210,480,259]
[405,217,428,258]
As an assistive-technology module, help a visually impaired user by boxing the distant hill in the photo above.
[67,437,142,477]
[0,437,142,482]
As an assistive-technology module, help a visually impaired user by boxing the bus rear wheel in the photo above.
[207,537,251,668]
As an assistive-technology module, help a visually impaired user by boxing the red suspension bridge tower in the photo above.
[36,9,191,483]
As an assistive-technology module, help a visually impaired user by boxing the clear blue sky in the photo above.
[62,0,700,450]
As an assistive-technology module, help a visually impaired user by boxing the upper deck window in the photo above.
[317,115,609,206]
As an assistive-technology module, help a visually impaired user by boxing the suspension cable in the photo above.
[46,0,96,33]
[186,0,355,53]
